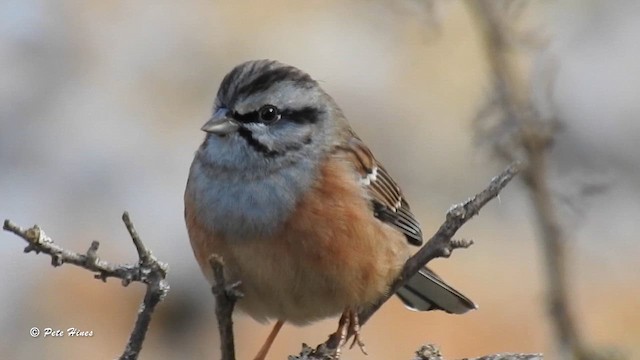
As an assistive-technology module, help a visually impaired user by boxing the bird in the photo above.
[184,59,476,360]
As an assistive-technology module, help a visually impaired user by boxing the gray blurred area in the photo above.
[1,1,638,359]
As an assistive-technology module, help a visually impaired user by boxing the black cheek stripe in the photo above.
[237,127,281,157]
[236,128,314,158]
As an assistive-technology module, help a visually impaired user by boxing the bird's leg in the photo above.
[323,308,368,358]
[323,310,351,359]
[253,319,285,360]
[347,309,367,355]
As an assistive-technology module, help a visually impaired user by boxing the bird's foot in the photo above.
[324,308,367,359]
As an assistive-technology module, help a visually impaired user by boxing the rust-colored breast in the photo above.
[184,156,410,324]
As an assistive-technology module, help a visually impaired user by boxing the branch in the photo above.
[464,354,543,360]
[358,161,521,324]
[3,211,169,360]
[295,163,522,359]
[209,255,243,360]
[413,343,542,360]
[468,2,587,359]
[291,343,542,360]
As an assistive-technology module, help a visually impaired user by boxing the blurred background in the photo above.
[1,1,639,359]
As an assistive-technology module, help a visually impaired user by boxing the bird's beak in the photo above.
[201,108,239,135]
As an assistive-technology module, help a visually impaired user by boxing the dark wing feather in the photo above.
[338,134,476,314]
[396,267,477,313]
[340,135,423,246]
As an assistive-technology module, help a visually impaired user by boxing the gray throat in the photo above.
[188,134,320,240]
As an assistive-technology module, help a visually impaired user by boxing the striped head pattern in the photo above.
[198,60,344,175]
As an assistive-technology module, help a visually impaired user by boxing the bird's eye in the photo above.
[258,105,281,124]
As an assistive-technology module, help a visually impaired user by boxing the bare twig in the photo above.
[291,343,542,360]
[414,343,543,360]
[209,255,243,360]
[289,344,337,360]
[294,163,522,359]
[467,2,585,359]
[3,212,169,360]
[464,354,543,360]
[358,162,521,324]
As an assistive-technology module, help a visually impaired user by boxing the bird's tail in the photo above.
[395,267,477,314]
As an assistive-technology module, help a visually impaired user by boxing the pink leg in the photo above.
[253,319,285,360]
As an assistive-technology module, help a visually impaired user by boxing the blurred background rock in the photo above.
[1,1,638,359]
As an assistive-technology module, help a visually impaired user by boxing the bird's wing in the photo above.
[338,134,423,246]
[338,133,477,314]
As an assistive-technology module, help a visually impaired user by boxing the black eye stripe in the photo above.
[232,106,322,125]
[281,107,322,124]
[232,110,259,124]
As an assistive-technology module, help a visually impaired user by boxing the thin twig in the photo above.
[464,354,543,360]
[298,163,522,359]
[358,161,521,324]
[292,343,542,360]
[413,343,543,360]
[209,254,243,360]
[3,211,169,360]
[467,2,584,359]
